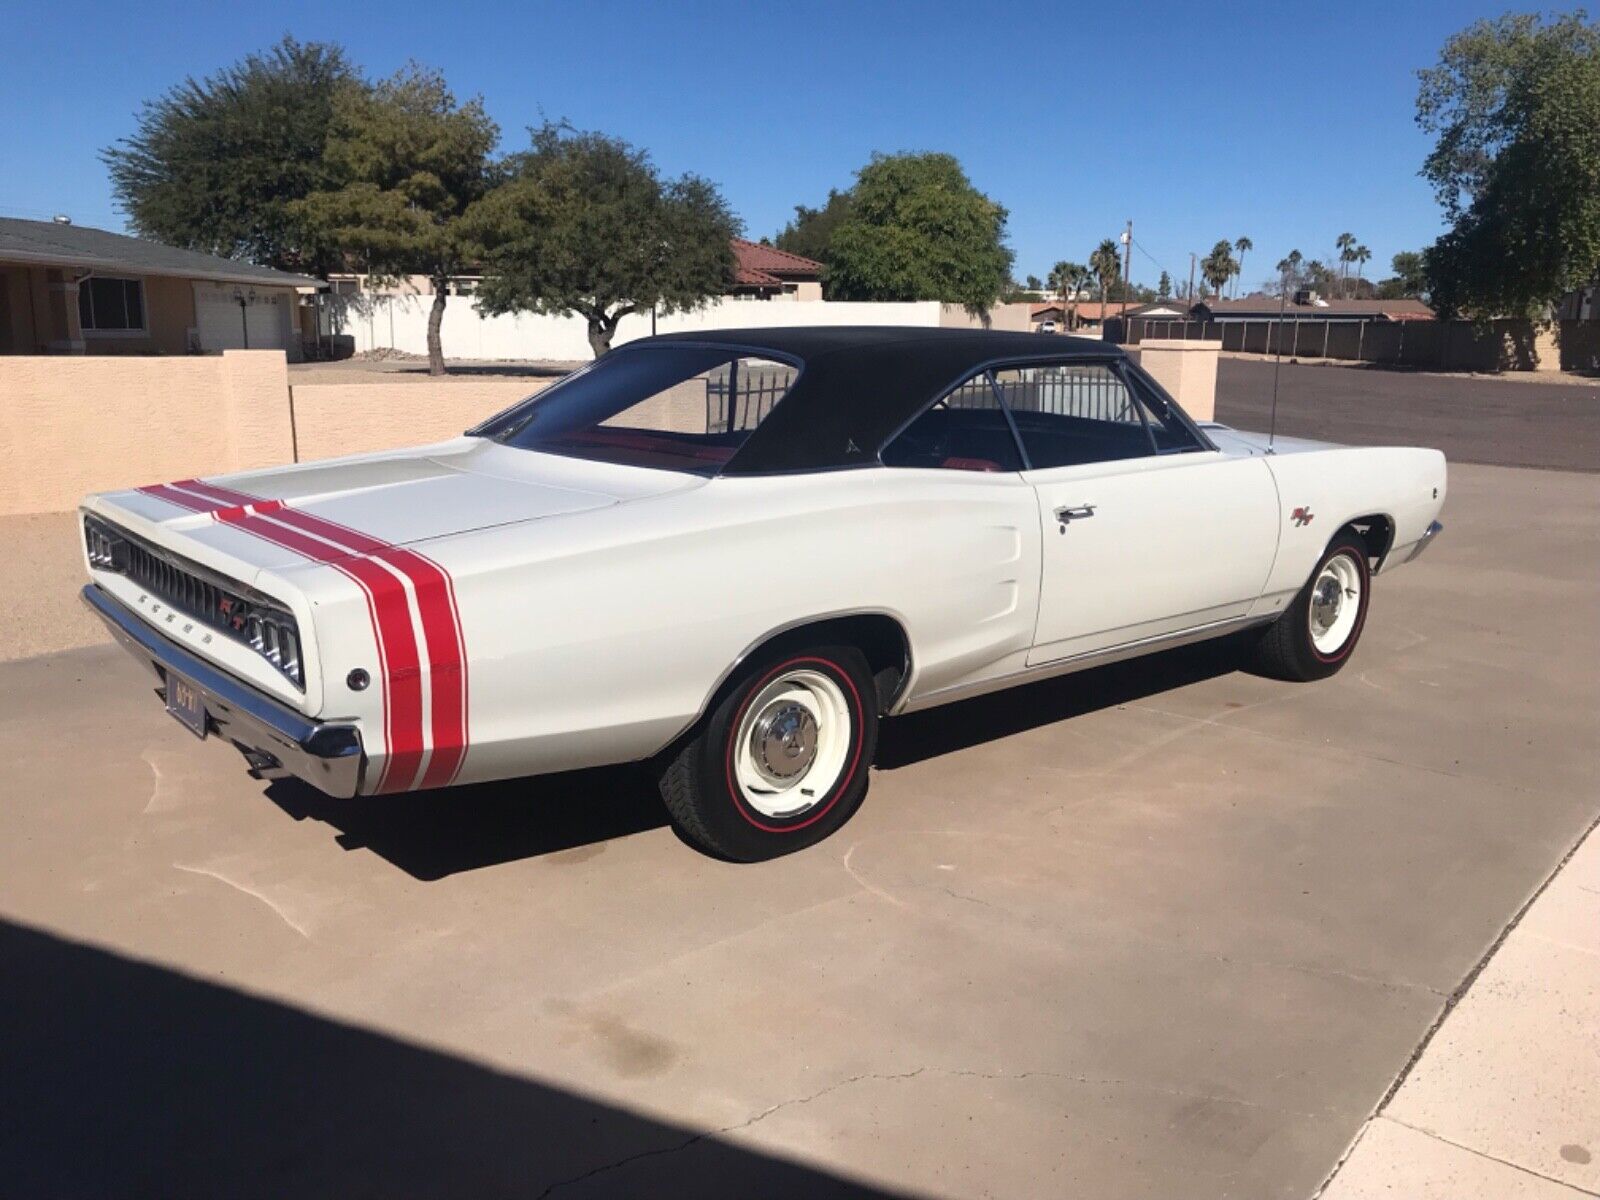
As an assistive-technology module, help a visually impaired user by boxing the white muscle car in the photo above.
[80,328,1445,860]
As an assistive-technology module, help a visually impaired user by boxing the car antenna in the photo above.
[1267,270,1288,454]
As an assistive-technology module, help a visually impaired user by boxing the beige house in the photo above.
[0,217,320,359]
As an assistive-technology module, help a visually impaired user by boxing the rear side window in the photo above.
[881,373,1024,472]
[482,346,797,474]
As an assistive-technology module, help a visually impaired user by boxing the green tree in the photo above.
[1157,269,1173,299]
[773,189,853,264]
[825,153,1013,308]
[1232,236,1252,297]
[1353,244,1372,294]
[468,122,739,358]
[102,37,356,274]
[1377,250,1430,299]
[1201,239,1237,299]
[1089,238,1121,315]
[1419,12,1600,316]
[295,65,497,374]
[1024,273,1043,291]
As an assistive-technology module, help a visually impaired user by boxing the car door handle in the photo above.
[1056,504,1096,524]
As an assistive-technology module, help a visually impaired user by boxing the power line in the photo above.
[1130,236,1182,291]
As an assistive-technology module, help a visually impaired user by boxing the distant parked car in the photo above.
[1038,320,1058,333]
[80,328,1445,860]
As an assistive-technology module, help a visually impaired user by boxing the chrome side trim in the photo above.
[82,584,364,798]
[1404,520,1444,564]
[899,612,1276,713]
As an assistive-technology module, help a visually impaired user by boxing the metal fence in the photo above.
[705,365,797,433]
[948,368,1136,422]
[1119,315,1587,372]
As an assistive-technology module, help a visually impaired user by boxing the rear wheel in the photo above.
[659,646,877,861]
[1251,532,1372,681]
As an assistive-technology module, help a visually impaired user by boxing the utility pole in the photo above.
[1120,220,1132,319]
[1187,252,1197,304]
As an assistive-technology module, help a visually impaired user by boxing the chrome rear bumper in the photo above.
[1403,520,1445,564]
[82,584,364,798]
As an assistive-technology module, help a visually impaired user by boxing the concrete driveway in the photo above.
[2,460,1596,1199]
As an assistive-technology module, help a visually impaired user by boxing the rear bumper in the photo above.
[82,584,364,798]
[1403,519,1445,564]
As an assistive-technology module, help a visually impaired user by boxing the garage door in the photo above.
[194,289,286,352]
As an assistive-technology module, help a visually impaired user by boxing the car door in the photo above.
[1000,359,1280,666]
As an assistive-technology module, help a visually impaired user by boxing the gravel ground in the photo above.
[0,513,105,662]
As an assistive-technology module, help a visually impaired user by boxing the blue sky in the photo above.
[2,0,1528,290]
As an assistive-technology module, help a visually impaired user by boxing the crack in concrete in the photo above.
[535,1065,1320,1197]
[1379,1116,1600,1197]
[1311,812,1600,1199]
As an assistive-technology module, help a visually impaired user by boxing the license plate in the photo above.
[165,671,208,739]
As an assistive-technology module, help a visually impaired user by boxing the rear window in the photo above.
[477,345,798,474]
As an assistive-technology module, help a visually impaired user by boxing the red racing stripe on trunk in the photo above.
[239,507,469,788]
[144,477,468,792]
[210,507,426,793]
[136,484,218,512]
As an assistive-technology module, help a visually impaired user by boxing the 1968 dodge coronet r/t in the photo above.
[80,328,1445,860]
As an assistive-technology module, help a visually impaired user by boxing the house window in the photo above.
[78,276,146,333]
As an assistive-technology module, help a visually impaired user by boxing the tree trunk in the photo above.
[427,277,448,376]
[586,313,616,358]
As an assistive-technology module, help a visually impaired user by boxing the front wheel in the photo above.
[658,646,878,861]
[1251,532,1372,681]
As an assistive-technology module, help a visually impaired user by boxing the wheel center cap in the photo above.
[1312,576,1343,631]
[751,702,818,784]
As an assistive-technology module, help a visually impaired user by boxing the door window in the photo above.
[994,361,1203,468]
[994,364,1151,469]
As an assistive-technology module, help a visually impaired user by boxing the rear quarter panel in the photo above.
[1251,446,1447,616]
[428,466,1042,786]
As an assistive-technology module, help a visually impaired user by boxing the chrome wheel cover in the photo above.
[732,669,851,819]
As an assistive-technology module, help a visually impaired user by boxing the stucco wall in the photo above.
[1138,339,1220,422]
[0,351,294,516]
[326,295,950,361]
[0,351,554,515]
[289,381,542,463]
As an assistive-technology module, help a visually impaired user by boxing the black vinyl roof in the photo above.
[642,326,1125,474]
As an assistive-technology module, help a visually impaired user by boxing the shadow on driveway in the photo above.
[0,917,908,1199]
[269,638,1249,880]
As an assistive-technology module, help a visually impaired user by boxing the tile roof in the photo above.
[1030,301,1128,321]
[0,217,321,287]
[730,238,823,281]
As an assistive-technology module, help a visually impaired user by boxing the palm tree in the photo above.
[1335,232,1355,298]
[1202,240,1237,301]
[1090,238,1121,320]
[1047,259,1088,330]
[1275,249,1304,294]
[1353,244,1372,296]
[1232,236,1252,298]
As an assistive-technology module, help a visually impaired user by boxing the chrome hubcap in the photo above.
[750,700,819,785]
[731,667,853,820]
[1310,576,1344,637]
